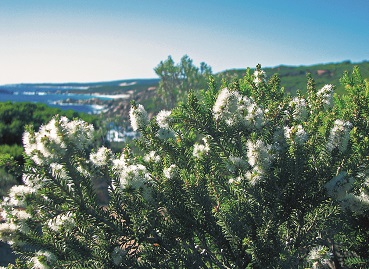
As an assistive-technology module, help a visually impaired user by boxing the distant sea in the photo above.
[0,84,112,114]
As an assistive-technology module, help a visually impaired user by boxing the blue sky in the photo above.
[0,0,368,84]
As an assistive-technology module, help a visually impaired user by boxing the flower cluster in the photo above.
[47,212,75,232]
[212,88,264,128]
[284,125,308,146]
[30,250,57,269]
[113,156,152,197]
[289,97,308,121]
[130,104,149,131]
[253,69,266,86]
[0,185,33,246]
[307,245,331,268]
[156,110,172,128]
[163,164,178,179]
[90,146,113,167]
[193,137,210,158]
[143,151,161,163]
[156,110,176,139]
[317,84,334,109]
[325,172,369,214]
[246,139,274,184]
[23,116,94,165]
[327,119,352,153]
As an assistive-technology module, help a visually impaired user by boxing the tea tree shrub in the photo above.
[1,66,368,268]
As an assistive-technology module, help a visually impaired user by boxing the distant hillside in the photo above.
[218,60,369,95]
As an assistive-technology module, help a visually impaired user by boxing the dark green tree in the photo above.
[154,55,212,108]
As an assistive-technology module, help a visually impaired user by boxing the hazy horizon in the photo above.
[1,0,368,84]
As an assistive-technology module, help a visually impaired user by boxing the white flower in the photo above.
[90,146,112,167]
[253,69,266,86]
[341,192,369,214]
[113,154,128,172]
[156,110,172,128]
[163,164,178,179]
[327,119,352,153]
[0,222,18,243]
[144,151,161,163]
[289,97,308,121]
[212,88,265,129]
[213,88,234,120]
[119,164,149,190]
[325,172,354,200]
[12,209,31,220]
[193,138,210,158]
[245,165,264,185]
[307,245,330,264]
[284,125,308,145]
[31,250,57,269]
[6,185,35,207]
[317,84,334,108]
[50,162,69,180]
[246,140,273,168]
[61,117,95,150]
[23,116,95,165]
[47,212,75,232]
[130,104,148,131]
[245,103,264,129]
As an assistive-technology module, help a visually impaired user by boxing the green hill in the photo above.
[218,60,369,95]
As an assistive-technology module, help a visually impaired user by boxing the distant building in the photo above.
[106,129,137,142]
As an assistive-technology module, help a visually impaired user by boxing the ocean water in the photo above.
[0,85,112,114]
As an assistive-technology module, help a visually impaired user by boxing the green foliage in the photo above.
[1,66,369,268]
[0,102,102,197]
[219,60,369,96]
[154,55,212,109]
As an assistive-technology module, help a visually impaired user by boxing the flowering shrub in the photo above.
[1,66,369,268]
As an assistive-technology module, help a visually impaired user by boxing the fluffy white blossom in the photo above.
[212,88,265,129]
[0,222,18,244]
[307,245,331,266]
[325,172,354,200]
[50,162,68,180]
[118,164,150,190]
[317,84,334,108]
[47,212,75,232]
[144,151,161,163]
[246,140,273,168]
[156,110,172,128]
[90,146,112,167]
[60,116,94,149]
[246,140,274,184]
[31,250,57,269]
[5,185,35,207]
[327,119,352,153]
[112,154,128,172]
[284,125,308,145]
[163,164,178,179]
[289,97,308,121]
[130,104,148,131]
[23,116,94,165]
[245,103,264,129]
[213,88,234,121]
[325,172,369,214]
[193,138,210,158]
[253,69,266,86]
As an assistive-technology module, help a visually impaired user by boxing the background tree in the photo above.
[154,55,212,109]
